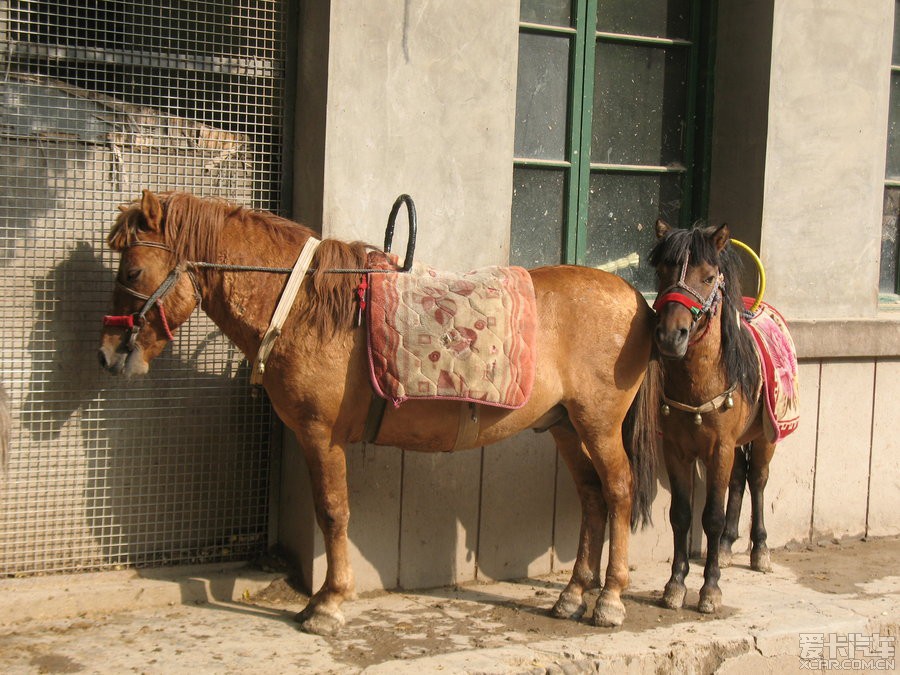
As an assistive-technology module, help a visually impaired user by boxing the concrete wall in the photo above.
[279,0,900,594]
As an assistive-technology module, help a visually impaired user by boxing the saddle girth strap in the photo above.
[251,237,321,386]
[452,402,480,451]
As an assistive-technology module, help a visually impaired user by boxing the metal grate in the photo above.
[0,1,287,575]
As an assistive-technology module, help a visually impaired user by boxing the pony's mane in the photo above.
[649,225,760,402]
[108,192,368,336]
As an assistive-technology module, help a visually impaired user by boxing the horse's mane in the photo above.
[649,225,760,402]
[108,192,368,337]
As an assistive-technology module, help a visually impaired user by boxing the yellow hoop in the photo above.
[729,239,766,312]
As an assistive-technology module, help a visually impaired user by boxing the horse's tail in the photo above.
[623,350,662,531]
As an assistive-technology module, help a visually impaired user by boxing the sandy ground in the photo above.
[0,536,898,673]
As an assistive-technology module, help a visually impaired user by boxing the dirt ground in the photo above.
[246,536,898,669]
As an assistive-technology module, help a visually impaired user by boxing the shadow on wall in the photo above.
[18,242,272,568]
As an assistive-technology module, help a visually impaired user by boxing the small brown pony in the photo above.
[650,221,778,614]
[98,190,660,635]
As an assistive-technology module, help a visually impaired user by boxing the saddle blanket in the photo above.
[742,299,800,443]
[366,260,537,409]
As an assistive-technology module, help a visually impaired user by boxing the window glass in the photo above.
[597,0,691,39]
[511,167,566,268]
[882,187,900,293]
[520,0,572,27]
[514,32,571,161]
[887,73,900,180]
[584,172,682,288]
[592,42,688,166]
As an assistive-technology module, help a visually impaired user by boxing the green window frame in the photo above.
[512,0,715,291]
[882,0,900,299]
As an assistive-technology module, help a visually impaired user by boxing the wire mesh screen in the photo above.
[0,1,287,575]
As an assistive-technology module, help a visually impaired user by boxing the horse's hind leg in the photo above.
[292,429,355,636]
[720,446,749,568]
[549,420,607,622]
[662,452,693,610]
[748,439,776,573]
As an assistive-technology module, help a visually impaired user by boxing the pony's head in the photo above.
[649,220,730,358]
[98,190,201,377]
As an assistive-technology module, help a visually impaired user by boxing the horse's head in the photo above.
[650,220,729,358]
[98,190,200,377]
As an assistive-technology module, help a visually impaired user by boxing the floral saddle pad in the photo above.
[366,256,537,409]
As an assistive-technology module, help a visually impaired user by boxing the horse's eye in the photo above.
[704,275,715,285]
[126,268,142,283]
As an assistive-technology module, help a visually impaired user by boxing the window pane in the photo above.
[591,42,688,166]
[893,1,900,65]
[514,32,571,161]
[882,187,899,293]
[886,73,900,180]
[511,167,566,267]
[597,0,691,40]
[520,0,572,28]
[584,172,683,289]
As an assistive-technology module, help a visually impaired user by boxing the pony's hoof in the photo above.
[591,596,626,627]
[550,591,587,621]
[751,547,772,573]
[719,547,733,569]
[661,581,686,610]
[294,604,345,636]
[698,586,722,614]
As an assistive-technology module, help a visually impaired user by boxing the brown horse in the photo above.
[650,221,778,615]
[98,190,660,635]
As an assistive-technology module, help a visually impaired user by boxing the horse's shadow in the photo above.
[20,242,274,568]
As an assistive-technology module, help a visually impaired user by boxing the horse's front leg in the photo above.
[698,446,735,614]
[662,451,693,610]
[548,421,607,621]
[293,428,355,636]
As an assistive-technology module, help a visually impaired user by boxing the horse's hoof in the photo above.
[698,586,722,614]
[591,595,626,627]
[751,547,772,573]
[719,547,733,569]
[294,604,345,636]
[550,591,587,621]
[661,581,686,610]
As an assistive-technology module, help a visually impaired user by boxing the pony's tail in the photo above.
[623,350,662,531]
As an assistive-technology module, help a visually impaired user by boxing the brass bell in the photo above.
[693,413,703,425]
[725,393,734,409]
[661,403,670,416]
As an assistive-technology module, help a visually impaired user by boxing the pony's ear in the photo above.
[711,223,730,253]
[655,219,671,239]
[140,190,163,233]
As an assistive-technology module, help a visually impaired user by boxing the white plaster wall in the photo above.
[760,0,893,319]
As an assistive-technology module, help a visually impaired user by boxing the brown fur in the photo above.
[651,221,778,616]
[99,190,661,636]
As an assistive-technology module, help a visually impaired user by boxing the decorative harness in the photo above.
[653,254,736,425]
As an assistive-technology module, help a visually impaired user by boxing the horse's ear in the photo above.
[140,190,163,233]
[711,223,730,253]
[655,219,671,239]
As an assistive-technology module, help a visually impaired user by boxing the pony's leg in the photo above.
[548,421,607,621]
[577,430,632,628]
[293,433,355,636]
[698,446,735,614]
[719,446,749,568]
[661,453,694,610]
[748,439,776,573]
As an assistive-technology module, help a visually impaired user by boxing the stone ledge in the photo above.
[788,318,900,359]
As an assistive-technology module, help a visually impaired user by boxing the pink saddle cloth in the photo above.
[366,256,537,409]
[742,299,800,443]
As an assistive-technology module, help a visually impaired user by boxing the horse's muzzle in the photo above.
[97,343,148,377]
[654,324,690,359]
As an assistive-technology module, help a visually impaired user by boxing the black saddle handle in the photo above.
[384,194,417,272]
